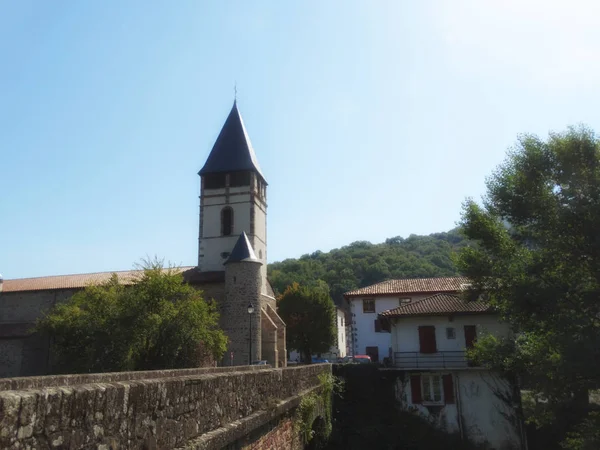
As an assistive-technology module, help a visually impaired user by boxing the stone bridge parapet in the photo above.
[0,364,331,450]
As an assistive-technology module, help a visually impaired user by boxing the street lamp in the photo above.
[247,303,254,365]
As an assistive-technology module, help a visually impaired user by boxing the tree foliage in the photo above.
[36,260,228,374]
[457,126,600,446]
[278,283,336,362]
[268,229,467,305]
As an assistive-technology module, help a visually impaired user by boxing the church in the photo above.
[0,102,287,378]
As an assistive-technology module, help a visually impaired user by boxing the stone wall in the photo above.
[223,262,262,366]
[235,415,301,450]
[261,309,278,367]
[0,289,77,378]
[0,363,330,450]
[265,305,286,368]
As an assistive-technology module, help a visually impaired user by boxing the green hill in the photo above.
[267,228,468,305]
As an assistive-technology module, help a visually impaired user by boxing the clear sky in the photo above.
[1,0,599,279]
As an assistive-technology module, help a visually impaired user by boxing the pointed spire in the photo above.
[198,102,265,180]
[225,231,262,265]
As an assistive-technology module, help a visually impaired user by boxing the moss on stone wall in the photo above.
[294,372,344,448]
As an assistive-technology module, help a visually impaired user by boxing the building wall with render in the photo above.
[395,369,523,449]
[348,294,431,360]
[391,314,510,355]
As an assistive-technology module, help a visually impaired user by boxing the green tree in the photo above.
[457,126,600,445]
[36,260,227,374]
[268,228,466,304]
[278,283,336,363]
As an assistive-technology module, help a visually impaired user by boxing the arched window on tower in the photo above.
[221,207,233,236]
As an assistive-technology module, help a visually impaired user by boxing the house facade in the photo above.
[381,293,526,449]
[343,277,468,362]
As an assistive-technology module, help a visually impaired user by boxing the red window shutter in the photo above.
[419,326,437,354]
[464,325,477,349]
[410,375,422,404]
[443,374,455,404]
[374,319,381,332]
[381,318,391,333]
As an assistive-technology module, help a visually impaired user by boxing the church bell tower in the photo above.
[198,101,268,293]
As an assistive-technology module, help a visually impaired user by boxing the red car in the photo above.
[353,355,372,364]
[341,355,372,364]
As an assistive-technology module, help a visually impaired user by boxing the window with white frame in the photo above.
[446,327,456,339]
[421,374,443,404]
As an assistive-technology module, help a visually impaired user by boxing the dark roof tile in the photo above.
[380,293,492,317]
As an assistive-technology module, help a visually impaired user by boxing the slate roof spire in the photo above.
[225,231,262,265]
[199,101,265,181]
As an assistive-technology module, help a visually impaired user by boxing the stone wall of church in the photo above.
[0,289,76,378]
[0,283,229,379]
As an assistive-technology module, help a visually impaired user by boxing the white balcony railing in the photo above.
[393,351,474,369]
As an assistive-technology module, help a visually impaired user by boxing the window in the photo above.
[362,299,375,313]
[221,207,233,236]
[399,297,411,306]
[422,374,443,404]
[410,374,454,405]
[446,327,456,339]
[204,173,226,189]
[418,326,437,353]
[230,171,251,187]
[374,318,390,333]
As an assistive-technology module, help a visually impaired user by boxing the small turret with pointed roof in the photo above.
[225,231,261,265]
[199,101,266,182]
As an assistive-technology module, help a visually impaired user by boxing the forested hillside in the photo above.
[267,228,468,305]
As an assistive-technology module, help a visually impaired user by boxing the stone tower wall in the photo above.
[223,261,262,366]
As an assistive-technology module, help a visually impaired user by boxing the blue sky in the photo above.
[2,0,599,279]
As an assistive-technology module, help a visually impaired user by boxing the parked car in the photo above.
[339,355,372,364]
[312,357,330,363]
[353,355,372,364]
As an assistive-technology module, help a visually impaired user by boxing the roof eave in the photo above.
[382,310,495,319]
[344,289,461,299]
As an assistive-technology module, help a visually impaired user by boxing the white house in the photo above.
[380,293,526,449]
[344,277,468,362]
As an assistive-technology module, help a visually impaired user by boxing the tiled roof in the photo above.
[2,267,195,293]
[344,276,469,297]
[380,293,492,318]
